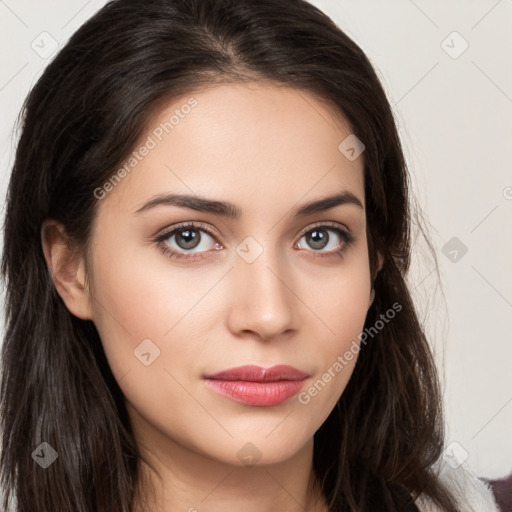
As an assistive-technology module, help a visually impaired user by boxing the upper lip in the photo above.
[204,365,309,382]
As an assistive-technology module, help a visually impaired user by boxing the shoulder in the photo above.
[415,458,501,512]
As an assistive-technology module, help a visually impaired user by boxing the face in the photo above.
[84,81,372,467]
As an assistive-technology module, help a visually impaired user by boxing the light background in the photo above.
[0,0,510,480]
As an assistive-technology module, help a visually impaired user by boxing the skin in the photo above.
[42,81,382,512]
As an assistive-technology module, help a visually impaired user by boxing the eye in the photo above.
[155,222,223,261]
[295,223,354,256]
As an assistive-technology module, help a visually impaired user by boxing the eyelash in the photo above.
[154,221,355,262]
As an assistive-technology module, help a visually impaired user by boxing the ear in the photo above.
[375,250,384,274]
[368,288,375,308]
[369,251,384,308]
[40,219,93,320]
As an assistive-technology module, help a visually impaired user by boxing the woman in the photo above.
[0,0,500,510]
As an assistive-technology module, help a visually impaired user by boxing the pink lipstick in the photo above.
[203,365,309,406]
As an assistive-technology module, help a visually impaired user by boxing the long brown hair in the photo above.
[1,0,459,510]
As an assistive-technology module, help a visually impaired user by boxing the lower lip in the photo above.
[204,379,307,406]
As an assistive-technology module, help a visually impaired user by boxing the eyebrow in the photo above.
[134,190,364,217]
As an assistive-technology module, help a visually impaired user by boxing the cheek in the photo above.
[305,256,371,344]
[299,257,371,400]
[87,248,211,430]
[87,241,213,377]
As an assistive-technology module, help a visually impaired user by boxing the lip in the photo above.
[203,365,309,407]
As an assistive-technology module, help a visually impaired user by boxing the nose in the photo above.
[225,243,299,341]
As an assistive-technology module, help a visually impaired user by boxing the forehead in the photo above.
[97,81,365,216]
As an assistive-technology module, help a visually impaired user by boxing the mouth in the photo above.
[203,365,309,407]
